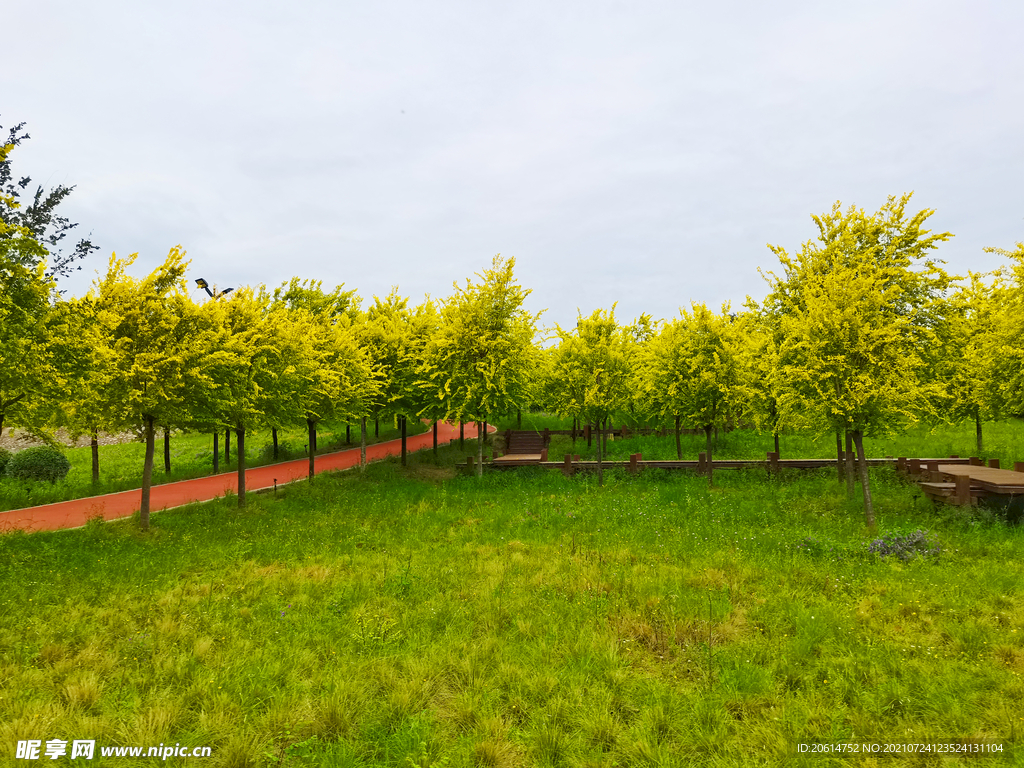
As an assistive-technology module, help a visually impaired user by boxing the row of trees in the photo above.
[2,249,541,527]
[3,123,1022,531]
[538,195,1024,527]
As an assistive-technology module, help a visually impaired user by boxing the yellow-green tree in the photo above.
[983,242,1024,420]
[42,295,115,484]
[769,196,952,527]
[939,271,1000,452]
[0,141,56,435]
[92,248,205,529]
[200,287,303,507]
[546,307,630,485]
[656,303,742,485]
[424,255,539,476]
[272,279,376,477]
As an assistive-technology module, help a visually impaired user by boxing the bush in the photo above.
[0,447,11,475]
[4,446,72,483]
[867,530,941,563]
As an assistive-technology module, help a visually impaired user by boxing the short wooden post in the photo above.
[897,457,907,473]
[698,452,707,472]
[573,454,580,462]
[908,459,921,476]
[629,453,639,475]
[540,448,548,462]
[926,461,939,481]
[969,457,983,466]
[955,474,972,506]
[1015,461,1024,474]
[584,424,591,443]
[467,456,475,471]
[563,454,573,477]
[989,458,1000,469]
[768,451,779,475]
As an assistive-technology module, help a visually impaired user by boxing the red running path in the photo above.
[0,421,491,534]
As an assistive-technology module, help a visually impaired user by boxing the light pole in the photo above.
[195,278,234,300]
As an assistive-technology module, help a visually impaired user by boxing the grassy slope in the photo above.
[1,432,1022,767]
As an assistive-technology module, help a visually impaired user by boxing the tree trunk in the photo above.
[705,424,714,487]
[774,432,780,457]
[307,418,316,479]
[836,430,843,484]
[675,415,682,459]
[460,420,464,448]
[587,422,592,448]
[236,425,246,507]
[517,409,521,429]
[213,431,219,474]
[273,427,279,460]
[140,415,155,531]
[572,417,577,446]
[603,418,609,454]
[851,430,875,529]
[163,426,171,474]
[433,420,438,459]
[477,420,484,478]
[845,430,855,498]
[375,418,379,438]
[976,409,983,453]
[401,415,407,466]
[346,423,350,444]
[90,427,100,485]
[360,416,367,470]
[596,414,604,486]
[225,427,231,464]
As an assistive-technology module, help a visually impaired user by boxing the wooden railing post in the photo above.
[563,454,573,477]
[955,474,972,506]
[1015,462,1024,474]
[989,458,1000,469]
[629,453,639,475]
[897,457,907,473]
[969,457,983,466]
[767,451,779,475]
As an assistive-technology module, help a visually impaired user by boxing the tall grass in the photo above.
[1,440,1021,766]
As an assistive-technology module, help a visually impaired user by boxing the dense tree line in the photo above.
[3,122,1022,531]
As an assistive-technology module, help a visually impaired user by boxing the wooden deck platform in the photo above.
[917,463,1024,508]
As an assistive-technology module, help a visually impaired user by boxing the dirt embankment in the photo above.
[0,428,139,453]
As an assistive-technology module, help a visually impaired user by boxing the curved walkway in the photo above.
[0,421,491,534]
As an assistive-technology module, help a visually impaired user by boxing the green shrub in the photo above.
[4,446,72,483]
[0,447,11,475]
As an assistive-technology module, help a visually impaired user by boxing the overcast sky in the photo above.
[4,0,1022,330]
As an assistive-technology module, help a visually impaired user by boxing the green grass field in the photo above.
[2,422,1023,766]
